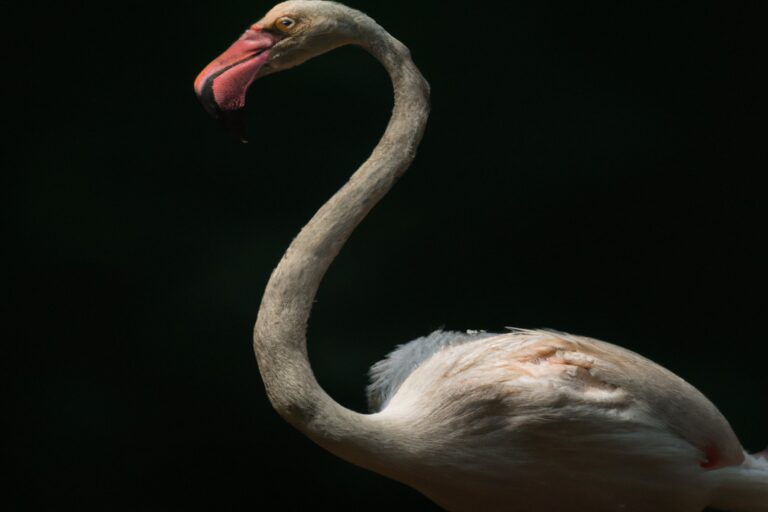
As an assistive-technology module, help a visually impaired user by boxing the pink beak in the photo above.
[194,28,283,142]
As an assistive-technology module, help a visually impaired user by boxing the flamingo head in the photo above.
[194,1,360,142]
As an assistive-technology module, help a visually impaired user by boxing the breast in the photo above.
[383,329,745,471]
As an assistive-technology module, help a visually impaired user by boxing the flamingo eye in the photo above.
[275,17,296,32]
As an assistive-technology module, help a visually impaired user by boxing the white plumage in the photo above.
[368,329,763,511]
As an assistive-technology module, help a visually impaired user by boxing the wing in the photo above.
[390,328,746,471]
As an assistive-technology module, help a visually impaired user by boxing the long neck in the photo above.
[252,19,430,474]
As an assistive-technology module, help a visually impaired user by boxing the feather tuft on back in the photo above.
[366,330,497,412]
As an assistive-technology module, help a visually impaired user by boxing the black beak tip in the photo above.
[198,80,249,143]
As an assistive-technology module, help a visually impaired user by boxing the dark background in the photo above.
[10,0,767,510]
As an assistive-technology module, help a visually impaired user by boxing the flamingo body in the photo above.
[370,329,746,511]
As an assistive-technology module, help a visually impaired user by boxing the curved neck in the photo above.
[252,19,430,475]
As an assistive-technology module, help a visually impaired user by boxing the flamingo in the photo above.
[194,1,768,510]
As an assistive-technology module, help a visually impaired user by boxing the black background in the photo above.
[10,1,767,510]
